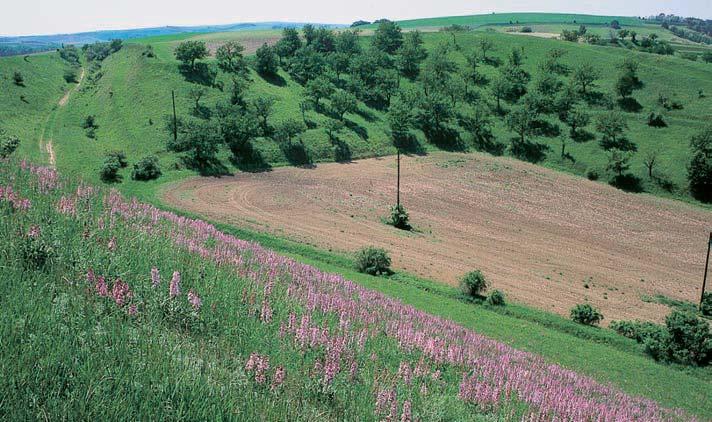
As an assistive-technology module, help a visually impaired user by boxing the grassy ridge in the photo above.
[371,13,644,29]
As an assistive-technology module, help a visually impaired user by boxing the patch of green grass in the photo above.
[641,294,700,313]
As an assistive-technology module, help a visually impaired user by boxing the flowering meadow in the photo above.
[0,159,697,421]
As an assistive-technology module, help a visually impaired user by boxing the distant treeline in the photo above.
[0,43,58,57]
[652,13,712,43]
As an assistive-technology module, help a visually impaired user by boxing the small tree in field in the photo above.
[251,97,275,135]
[274,119,306,143]
[388,204,411,230]
[459,270,488,297]
[174,41,209,69]
[330,90,358,121]
[354,246,392,275]
[255,43,279,77]
[216,41,247,75]
[643,150,659,179]
[570,63,599,95]
[570,303,603,326]
[0,130,20,159]
[12,71,24,86]
[688,125,712,202]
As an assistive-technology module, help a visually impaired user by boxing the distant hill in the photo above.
[0,21,344,56]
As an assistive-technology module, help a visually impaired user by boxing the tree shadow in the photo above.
[345,119,369,140]
[281,140,314,167]
[472,135,506,156]
[572,130,595,143]
[483,57,502,67]
[424,125,466,151]
[179,63,217,87]
[510,138,550,163]
[331,137,352,162]
[229,141,272,172]
[653,174,677,193]
[583,91,613,108]
[394,134,427,155]
[192,105,212,120]
[259,72,286,87]
[353,106,378,123]
[618,97,643,113]
[609,174,644,193]
[182,156,231,177]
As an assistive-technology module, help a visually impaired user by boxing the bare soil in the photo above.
[163,152,712,323]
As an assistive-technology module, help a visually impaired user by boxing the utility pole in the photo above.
[396,149,400,208]
[171,90,177,142]
[701,231,712,309]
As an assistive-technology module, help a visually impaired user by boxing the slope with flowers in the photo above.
[0,158,708,420]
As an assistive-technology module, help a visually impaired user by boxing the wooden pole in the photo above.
[396,150,400,208]
[700,231,712,309]
[171,90,177,142]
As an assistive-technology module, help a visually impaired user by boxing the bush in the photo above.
[106,151,128,168]
[570,303,603,326]
[0,130,20,158]
[82,115,97,129]
[18,235,54,271]
[486,289,506,306]
[459,270,488,297]
[520,26,533,33]
[132,156,162,181]
[388,204,411,230]
[63,69,78,83]
[610,319,665,343]
[701,292,712,317]
[100,157,121,183]
[647,111,667,128]
[586,168,599,181]
[12,71,24,86]
[354,246,391,275]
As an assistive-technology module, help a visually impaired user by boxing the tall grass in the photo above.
[0,158,697,421]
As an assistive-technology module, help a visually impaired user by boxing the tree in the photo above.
[100,156,122,183]
[570,63,600,95]
[420,45,457,95]
[606,149,631,177]
[174,41,209,69]
[396,31,427,79]
[388,92,417,147]
[490,76,511,112]
[251,97,275,135]
[174,119,221,167]
[561,29,579,42]
[288,46,326,84]
[596,112,636,151]
[354,246,391,275]
[506,106,536,144]
[615,58,643,99]
[274,28,302,61]
[302,24,316,46]
[188,87,206,111]
[305,75,335,109]
[477,38,494,62]
[460,105,496,151]
[216,41,247,75]
[330,90,357,120]
[254,43,279,77]
[540,48,569,75]
[703,50,712,63]
[643,150,659,179]
[312,27,336,53]
[688,126,712,202]
[372,20,403,54]
[229,76,249,108]
[570,304,603,326]
[459,270,488,297]
[335,29,361,57]
[216,104,261,156]
[274,119,306,143]
[132,156,162,181]
[562,104,590,141]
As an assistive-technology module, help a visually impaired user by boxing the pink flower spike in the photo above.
[150,267,160,288]
[169,271,181,298]
[188,289,202,311]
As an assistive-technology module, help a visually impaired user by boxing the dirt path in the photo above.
[163,152,712,323]
[39,67,84,167]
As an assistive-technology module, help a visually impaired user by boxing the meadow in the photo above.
[0,158,709,420]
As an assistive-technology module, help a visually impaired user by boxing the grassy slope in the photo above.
[0,53,70,161]
[370,13,644,29]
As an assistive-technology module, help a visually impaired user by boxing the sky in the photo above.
[3,0,712,36]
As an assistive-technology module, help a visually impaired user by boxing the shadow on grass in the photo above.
[179,63,217,87]
[609,174,644,193]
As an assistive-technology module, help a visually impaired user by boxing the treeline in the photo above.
[668,26,712,45]
[653,13,712,37]
[166,21,712,203]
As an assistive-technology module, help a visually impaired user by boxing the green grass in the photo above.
[368,12,644,30]
[2,160,710,419]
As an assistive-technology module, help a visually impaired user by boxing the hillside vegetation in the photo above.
[1,158,709,419]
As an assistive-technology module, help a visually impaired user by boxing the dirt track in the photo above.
[163,152,712,323]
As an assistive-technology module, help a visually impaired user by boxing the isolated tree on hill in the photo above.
[255,43,279,77]
[216,41,247,75]
[460,104,496,150]
[372,20,403,54]
[570,63,600,95]
[461,50,486,91]
[506,106,536,145]
[274,28,302,61]
[562,104,590,141]
[606,148,631,177]
[330,90,358,120]
[643,150,659,179]
[229,76,248,108]
[688,126,712,202]
[12,71,24,86]
[305,75,335,109]
[615,58,643,99]
[596,111,637,151]
[251,97,275,135]
[174,41,209,69]
[397,31,428,79]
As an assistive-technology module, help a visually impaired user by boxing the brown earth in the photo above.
[162,152,712,323]
[205,36,281,56]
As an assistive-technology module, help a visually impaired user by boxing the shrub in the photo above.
[486,289,506,306]
[647,111,667,128]
[701,292,712,317]
[0,130,20,158]
[570,303,603,326]
[18,234,54,271]
[82,115,97,129]
[586,168,599,181]
[63,69,78,83]
[132,156,162,181]
[12,71,24,86]
[354,246,391,275]
[100,157,121,183]
[459,270,488,297]
[388,204,411,230]
[106,151,128,168]
[664,310,711,365]
[610,319,665,343]
[520,27,533,33]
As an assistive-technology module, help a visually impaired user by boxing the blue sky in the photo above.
[4,0,712,36]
